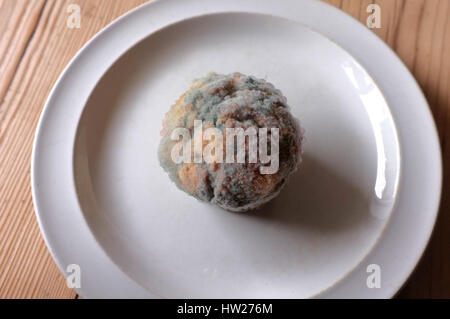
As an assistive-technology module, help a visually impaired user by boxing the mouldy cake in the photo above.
[158,72,304,212]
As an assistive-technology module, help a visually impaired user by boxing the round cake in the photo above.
[158,72,304,212]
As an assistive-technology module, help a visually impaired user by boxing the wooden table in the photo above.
[0,0,448,299]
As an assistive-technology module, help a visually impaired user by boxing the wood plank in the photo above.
[0,0,150,299]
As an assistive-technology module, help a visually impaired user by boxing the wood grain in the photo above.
[0,0,448,298]
[0,0,149,299]
[324,0,450,298]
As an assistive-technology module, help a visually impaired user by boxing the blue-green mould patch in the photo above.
[158,72,304,213]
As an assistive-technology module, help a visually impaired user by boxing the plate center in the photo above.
[74,12,400,298]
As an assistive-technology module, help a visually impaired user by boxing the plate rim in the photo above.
[32,0,442,298]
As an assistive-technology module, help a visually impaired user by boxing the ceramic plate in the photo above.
[32,0,442,298]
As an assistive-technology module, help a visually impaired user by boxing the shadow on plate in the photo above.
[251,152,370,233]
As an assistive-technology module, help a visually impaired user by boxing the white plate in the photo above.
[32,0,442,298]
